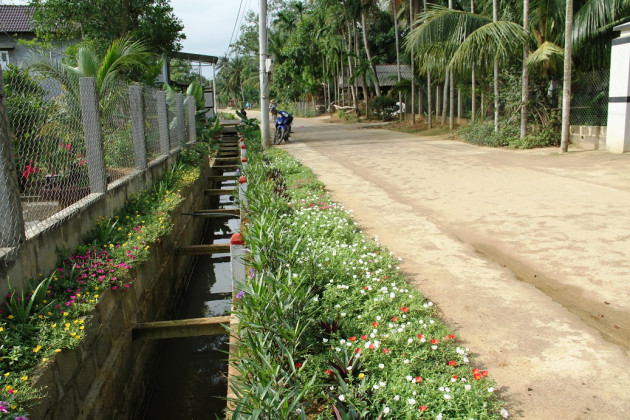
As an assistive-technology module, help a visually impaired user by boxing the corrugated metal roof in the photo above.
[0,6,34,33]
[343,64,413,88]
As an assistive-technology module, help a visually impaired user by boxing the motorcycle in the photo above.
[273,110,293,145]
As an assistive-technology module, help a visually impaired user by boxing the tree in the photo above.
[27,37,153,162]
[560,0,573,153]
[29,0,184,54]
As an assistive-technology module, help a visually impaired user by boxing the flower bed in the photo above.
[0,141,213,420]
[230,131,507,419]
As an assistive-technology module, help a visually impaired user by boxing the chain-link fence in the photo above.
[571,69,609,127]
[0,63,195,253]
[143,87,162,160]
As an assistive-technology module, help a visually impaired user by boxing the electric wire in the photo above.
[225,0,246,57]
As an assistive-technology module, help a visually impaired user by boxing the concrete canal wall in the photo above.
[25,157,213,419]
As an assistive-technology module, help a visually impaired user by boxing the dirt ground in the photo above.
[244,110,630,419]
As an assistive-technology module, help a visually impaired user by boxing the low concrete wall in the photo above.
[570,125,607,150]
[0,152,180,300]
[25,158,213,419]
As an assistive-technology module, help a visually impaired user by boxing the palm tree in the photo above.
[560,0,573,153]
[28,37,151,150]
[521,0,530,138]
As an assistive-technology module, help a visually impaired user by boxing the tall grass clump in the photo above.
[229,131,507,419]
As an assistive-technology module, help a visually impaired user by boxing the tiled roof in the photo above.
[0,5,34,33]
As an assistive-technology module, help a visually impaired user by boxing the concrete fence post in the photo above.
[129,85,147,170]
[79,77,107,194]
[241,157,247,173]
[176,93,185,146]
[238,176,248,207]
[240,144,246,158]
[0,65,25,249]
[155,91,171,155]
[230,233,245,295]
[186,97,196,143]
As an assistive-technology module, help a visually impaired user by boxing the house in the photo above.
[0,5,35,69]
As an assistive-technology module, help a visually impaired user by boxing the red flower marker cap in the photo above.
[241,144,246,149]
[239,137,245,141]
[239,176,247,184]
[237,132,242,136]
[241,157,248,162]
[230,233,244,245]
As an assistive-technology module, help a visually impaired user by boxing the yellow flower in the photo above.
[63,312,69,316]
[70,332,76,336]
[358,373,365,379]
[0,327,3,333]
[8,315,13,319]
[55,349,61,353]
[33,345,42,353]
[3,372,9,377]
[22,376,28,381]
[51,324,56,328]
[42,357,48,362]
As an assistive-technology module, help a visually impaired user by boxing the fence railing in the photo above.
[0,65,194,257]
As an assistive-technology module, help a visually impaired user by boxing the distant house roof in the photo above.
[0,5,34,34]
[343,64,413,88]
[375,64,413,86]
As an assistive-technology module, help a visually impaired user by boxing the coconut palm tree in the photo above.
[28,37,151,151]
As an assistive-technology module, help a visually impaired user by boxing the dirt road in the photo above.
[249,112,630,419]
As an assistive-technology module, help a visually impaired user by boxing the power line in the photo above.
[225,0,245,57]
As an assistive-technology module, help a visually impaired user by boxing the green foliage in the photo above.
[368,96,397,121]
[230,132,506,419]
[5,276,53,324]
[29,0,184,54]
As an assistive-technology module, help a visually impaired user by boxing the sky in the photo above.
[171,0,258,59]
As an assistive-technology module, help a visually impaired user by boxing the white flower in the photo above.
[389,292,395,299]
[323,338,329,343]
[436,414,443,420]
[376,316,382,321]
[379,381,386,387]
[443,394,451,400]
[312,296,319,302]
[383,407,390,414]
[406,375,413,382]
[378,363,385,369]
[412,391,417,396]
[340,339,346,345]
[373,384,379,390]
[431,345,438,350]
[408,398,416,405]
[500,408,509,418]
[464,384,472,391]
[404,359,410,364]
[335,304,341,308]
[338,395,345,402]
[393,395,400,401]
[488,387,495,393]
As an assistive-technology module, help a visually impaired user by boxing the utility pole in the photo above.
[259,0,270,148]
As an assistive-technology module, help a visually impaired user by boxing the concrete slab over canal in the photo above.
[253,111,630,419]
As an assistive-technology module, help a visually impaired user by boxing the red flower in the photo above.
[383,276,388,280]
[363,286,369,290]
[445,334,456,340]
[472,368,480,374]
[415,376,422,383]
[448,360,457,367]
[355,348,361,354]
[481,370,489,377]
[430,339,440,345]
[401,306,409,313]
[324,369,334,376]
[391,316,398,322]
[383,348,390,354]
[361,334,368,340]
[417,334,424,340]
[372,322,378,327]
[474,373,482,381]
[452,375,458,381]
[295,362,303,369]
[368,344,375,350]
[349,336,357,342]
[419,406,427,412]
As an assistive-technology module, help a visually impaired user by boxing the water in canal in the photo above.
[142,177,239,420]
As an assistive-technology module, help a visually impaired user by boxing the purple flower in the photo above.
[236,290,245,299]
[0,401,8,413]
